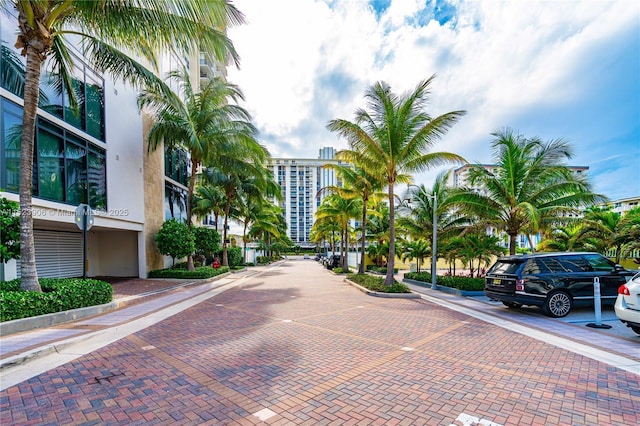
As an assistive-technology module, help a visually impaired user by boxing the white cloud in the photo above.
[227,0,640,198]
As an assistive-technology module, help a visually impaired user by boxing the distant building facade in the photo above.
[266,147,346,247]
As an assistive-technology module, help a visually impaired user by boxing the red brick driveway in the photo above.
[2,261,639,425]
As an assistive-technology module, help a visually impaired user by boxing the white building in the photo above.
[0,12,218,280]
[266,147,345,247]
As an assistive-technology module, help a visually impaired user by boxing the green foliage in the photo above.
[366,265,397,274]
[333,267,345,274]
[193,227,221,258]
[1,278,113,322]
[225,246,243,268]
[155,219,195,264]
[0,197,20,262]
[148,266,229,279]
[404,272,485,291]
[347,273,411,293]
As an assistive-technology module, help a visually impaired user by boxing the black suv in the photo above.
[485,252,633,317]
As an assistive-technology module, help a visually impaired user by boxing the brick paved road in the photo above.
[2,260,639,425]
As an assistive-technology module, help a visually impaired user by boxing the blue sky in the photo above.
[227,0,640,200]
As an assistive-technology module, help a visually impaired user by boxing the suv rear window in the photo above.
[488,260,523,275]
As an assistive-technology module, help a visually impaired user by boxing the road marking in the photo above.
[450,412,502,426]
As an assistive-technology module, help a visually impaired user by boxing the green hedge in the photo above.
[1,278,113,322]
[404,272,485,291]
[148,265,230,279]
[366,265,398,274]
[347,273,411,293]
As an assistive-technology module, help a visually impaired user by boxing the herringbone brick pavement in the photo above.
[1,261,638,425]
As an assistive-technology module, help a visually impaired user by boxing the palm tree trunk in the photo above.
[222,202,231,266]
[385,186,395,286]
[242,222,248,264]
[18,46,44,292]
[184,158,198,271]
[509,234,517,255]
[359,202,367,274]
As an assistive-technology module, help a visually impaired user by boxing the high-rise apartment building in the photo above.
[267,147,346,247]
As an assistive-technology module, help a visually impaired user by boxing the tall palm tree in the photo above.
[451,128,604,255]
[2,0,242,291]
[321,164,384,273]
[201,146,269,266]
[328,75,466,285]
[315,194,362,270]
[234,171,282,263]
[192,184,226,232]
[397,171,470,243]
[139,69,260,269]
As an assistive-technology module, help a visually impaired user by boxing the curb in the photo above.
[0,272,232,337]
[344,278,422,299]
[402,278,485,297]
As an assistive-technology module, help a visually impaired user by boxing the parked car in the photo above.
[614,271,640,335]
[326,255,341,270]
[484,252,634,317]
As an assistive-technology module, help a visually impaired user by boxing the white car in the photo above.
[614,271,640,336]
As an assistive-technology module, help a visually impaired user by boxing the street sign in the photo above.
[74,204,94,231]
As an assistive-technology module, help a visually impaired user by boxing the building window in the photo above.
[164,182,187,221]
[0,98,107,208]
[164,147,189,186]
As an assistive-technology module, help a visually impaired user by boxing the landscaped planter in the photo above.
[345,278,421,299]
[402,278,485,297]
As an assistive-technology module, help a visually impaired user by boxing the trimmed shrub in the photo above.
[148,266,229,279]
[226,246,243,268]
[193,227,221,258]
[346,273,411,293]
[155,219,194,265]
[404,272,485,291]
[366,265,398,274]
[1,278,113,322]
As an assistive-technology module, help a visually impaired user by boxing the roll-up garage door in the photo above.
[17,230,83,278]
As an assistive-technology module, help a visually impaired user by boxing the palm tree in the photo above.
[139,69,262,269]
[321,164,384,273]
[315,194,362,270]
[192,184,226,232]
[451,128,604,256]
[397,171,470,245]
[578,207,630,263]
[328,75,466,285]
[399,239,431,273]
[2,0,242,291]
[234,171,282,264]
[536,222,588,252]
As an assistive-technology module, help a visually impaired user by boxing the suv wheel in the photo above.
[542,291,572,318]
[631,326,640,336]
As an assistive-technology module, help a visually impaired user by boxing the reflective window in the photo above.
[37,127,65,201]
[164,182,187,221]
[88,150,106,209]
[1,99,108,208]
[1,100,22,192]
[65,137,88,205]
[583,254,615,272]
